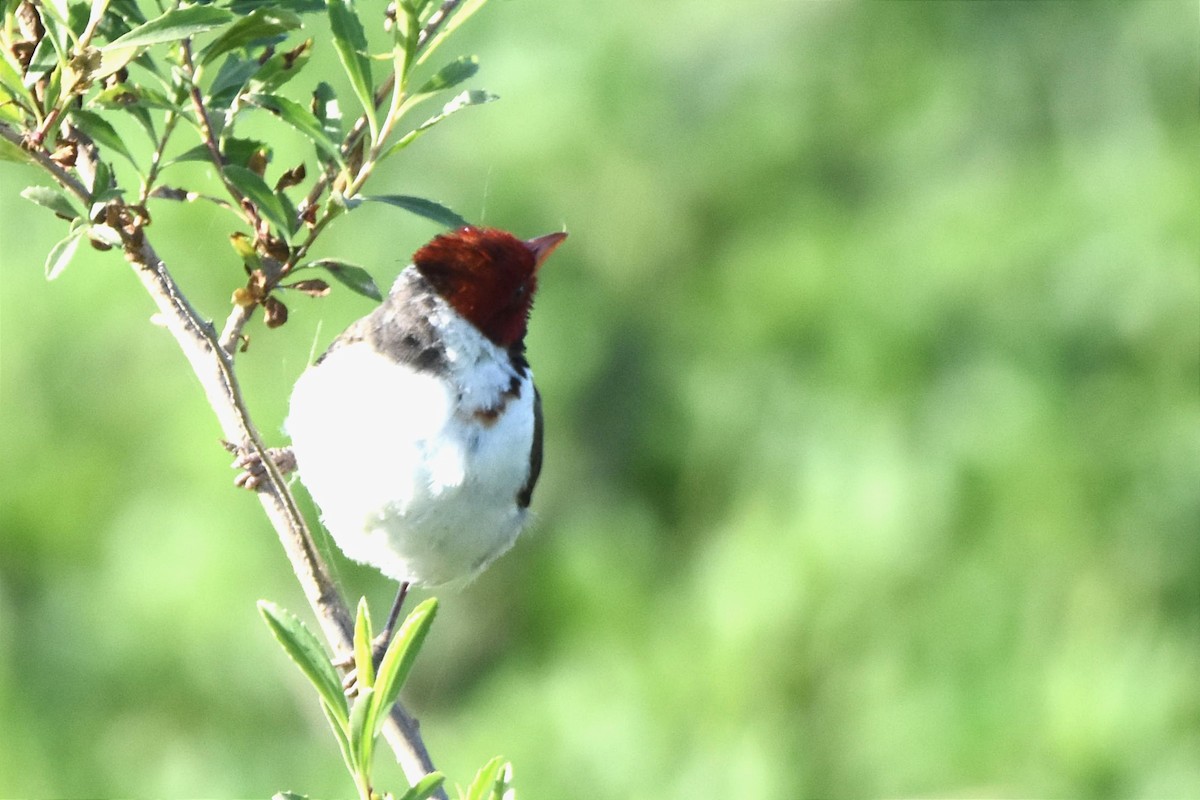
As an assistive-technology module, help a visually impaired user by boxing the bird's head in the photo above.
[413,226,567,347]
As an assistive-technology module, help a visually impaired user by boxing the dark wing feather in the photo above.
[516,385,543,508]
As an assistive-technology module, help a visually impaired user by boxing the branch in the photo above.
[0,122,91,204]
[119,227,444,797]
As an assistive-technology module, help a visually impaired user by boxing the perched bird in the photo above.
[282,226,566,630]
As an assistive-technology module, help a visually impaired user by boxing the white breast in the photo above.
[285,308,536,586]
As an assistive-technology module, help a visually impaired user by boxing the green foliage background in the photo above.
[2,1,1198,796]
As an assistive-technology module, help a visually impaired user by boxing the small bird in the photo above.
[282,226,566,633]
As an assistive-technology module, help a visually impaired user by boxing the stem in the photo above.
[139,110,180,205]
[179,40,262,235]
[119,229,443,796]
[0,121,90,203]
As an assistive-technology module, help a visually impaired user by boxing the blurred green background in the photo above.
[2,1,1198,797]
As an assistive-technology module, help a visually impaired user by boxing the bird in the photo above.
[280,225,566,639]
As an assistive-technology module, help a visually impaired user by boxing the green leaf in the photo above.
[327,0,376,134]
[348,684,375,773]
[396,772,446,800]
[21,186,81,220]
[0,45,38,115]
[257,601,349,725]
[223,165,293,237]
[353,597,376,690]
[208,53,261,109]
[465,757,513,800]
[69,108,138,168]
[416,0,490,68]
[414,55,479,96]
[200,7,303,65]
[168,138,271,169]
[104,5,235,49]
[319,697,357,776]
[25,37,60,79]
[244,92,344,166]
[393,0,419,81]
[93,44,138,80]
[44,226,86,280]
[370,598,437,740]
[0,136,36,164]
[87,223,124,248]
[230,0,323,13]
[246,38,314,95]
[382,89,496,160]
[311,81,341,139]
[362,195,467,229]
[246,38,313,95]
[303,259,382,301]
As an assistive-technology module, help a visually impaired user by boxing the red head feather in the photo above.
[413,227,566,347]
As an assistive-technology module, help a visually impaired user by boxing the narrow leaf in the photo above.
[246,38,313,95]
[303,259,382,301]
[168,138,271,169]
[371,598,437,740]
[362,195,467,229]
[257,601,349,725]
[87,224,124,248]
[21,185,81,220]
[465,757,511,800]
[0,136,36,164]
[348,685,375,773]
[223,165,293,237]
[230,0,323,13]
[104,5,235,49]
[353,597,376,690]
[397,772,447,800]
[93,44,138,80]
[200,7,302,65]
[320,698,357,776]
[0,46,38,113]
[415,55,478,96]
[45,228,85,280]
[244,92,344,166]
[382,89,496,160]
[327,0,375,133]
[69,108,138,167]
[311,81,341,139]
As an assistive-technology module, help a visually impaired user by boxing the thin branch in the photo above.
[179,40,263,236]
[218,301,253,355]
[119,227,443,796]
[0,121,91,204]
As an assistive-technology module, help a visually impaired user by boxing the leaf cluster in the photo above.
[260,598,516,800]
[1,0,493,331]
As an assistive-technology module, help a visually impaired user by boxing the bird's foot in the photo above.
[225,441,297,490]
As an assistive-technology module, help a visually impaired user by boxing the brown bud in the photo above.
[283,279,331,297]
[274,163,306,191]
[263,295,289,328]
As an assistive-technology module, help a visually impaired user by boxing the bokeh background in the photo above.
[2,1,1198,797]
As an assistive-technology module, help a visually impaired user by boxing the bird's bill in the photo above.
[525,231,568,270]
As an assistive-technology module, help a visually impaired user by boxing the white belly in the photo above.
[286,342,535,586]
